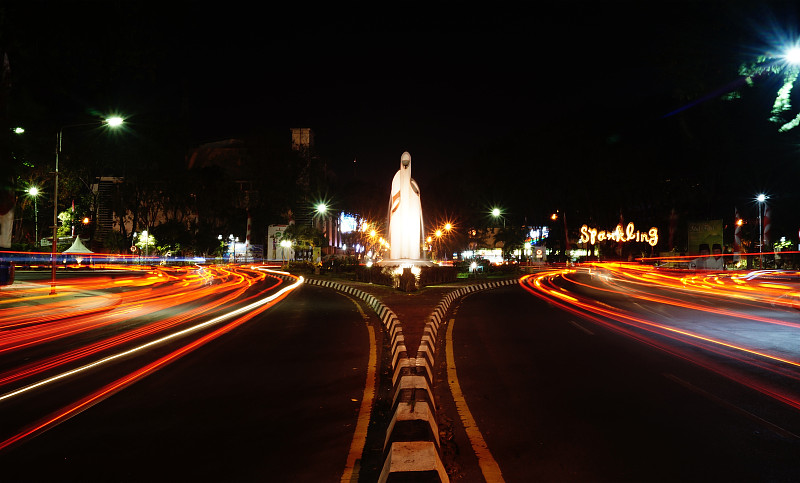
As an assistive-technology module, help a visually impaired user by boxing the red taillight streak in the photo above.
[520,273,800,409]
[0,268,297,452]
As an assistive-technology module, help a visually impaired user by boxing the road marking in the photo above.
[663,373,800,440]
[446,317,505,482]
[340,294,378,483]
[567,319,594,335]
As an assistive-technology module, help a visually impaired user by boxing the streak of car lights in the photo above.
[586,262,800,311]
[520,270,800,410]
[560,270,800,330]
[0,270,303,451]
[524,271,800,365]
[0,267,284,388]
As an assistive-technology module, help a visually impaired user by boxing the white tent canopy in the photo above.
[63,237,93,253]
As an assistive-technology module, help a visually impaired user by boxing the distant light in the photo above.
[444,223,452,231]
[491,208,501,217]
[551,213,558,220]
[435,229,443,238]
[27,186,39,196]
[756,194,767,202]
[82,217,90,224]
[786,47,800,65]
[316,203,328,214]
[13,127,24,134]
[339,213,357,233]
[105,116,124,127]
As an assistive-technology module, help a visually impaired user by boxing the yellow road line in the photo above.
[341,294,378,483]
[446,317,505,482]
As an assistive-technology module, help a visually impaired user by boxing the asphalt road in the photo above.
[0,279,379,483]
[438,281,800,482]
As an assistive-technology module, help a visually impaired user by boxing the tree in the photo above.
[281,223,326,250]
[493,225,528,259]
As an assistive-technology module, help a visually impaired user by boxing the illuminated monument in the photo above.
[379,151,432,267]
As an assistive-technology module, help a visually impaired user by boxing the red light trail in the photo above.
[0,264,302,451]
[521,263,800,412]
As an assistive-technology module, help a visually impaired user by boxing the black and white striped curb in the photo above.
[306,277,520,482]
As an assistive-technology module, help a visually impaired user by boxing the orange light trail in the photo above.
[0,264,302,451]
[520,263,800,411]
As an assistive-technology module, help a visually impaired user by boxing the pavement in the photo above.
[304,273,517,357]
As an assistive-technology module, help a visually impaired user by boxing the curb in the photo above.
[306,277,519,482]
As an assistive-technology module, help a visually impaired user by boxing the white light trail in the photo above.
[0,274,304,404]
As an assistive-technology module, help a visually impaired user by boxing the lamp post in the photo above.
[142,230,150,260]
[280,239,292,268]
[491,207,505,227]
[50,117,124,293]
[27,186,39,248]
[756,194,767,267]
[229,234,239,263]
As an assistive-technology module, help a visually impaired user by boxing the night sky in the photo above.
[4,1,800,239]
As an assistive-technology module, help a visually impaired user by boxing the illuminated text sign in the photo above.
[579,222,658,247]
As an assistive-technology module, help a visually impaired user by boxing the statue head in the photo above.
[401,151,411,169]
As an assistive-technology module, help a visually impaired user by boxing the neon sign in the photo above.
[579,222,659,247]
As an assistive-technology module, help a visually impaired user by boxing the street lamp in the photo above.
[229,234,239,263]
[756,193,768,265]
[491,207,505,227]
[784,47,800,65]
[51,117,124,293]
[280,239,292,268]
[142,230,150,260]
[27,186,40,248]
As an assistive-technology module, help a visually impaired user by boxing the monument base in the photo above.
[375,259,437,268]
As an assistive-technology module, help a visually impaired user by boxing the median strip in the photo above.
[307,277,518,482]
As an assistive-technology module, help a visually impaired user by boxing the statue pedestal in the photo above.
[375,259,436,268]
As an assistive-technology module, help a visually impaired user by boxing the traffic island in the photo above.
[305,276,519,482]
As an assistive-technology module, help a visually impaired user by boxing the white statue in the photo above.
[388,151,423,260]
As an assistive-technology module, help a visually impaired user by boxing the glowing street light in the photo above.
[491,207,505,228]
[27,186,40,248]
[229,234,239,263]
[733,45,800,131]
[756,193,768,264]
[106,116,124,127]
[51,116,124,292]
[280,239,292,268]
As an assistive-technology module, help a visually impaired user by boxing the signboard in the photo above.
[578,222,658,247]
[267,224,290,261]
[687,220,722,255]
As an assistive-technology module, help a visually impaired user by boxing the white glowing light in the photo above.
[105,116,124,127]
[786,47,800,65]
